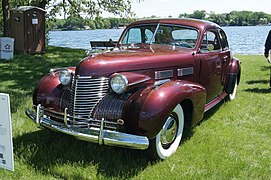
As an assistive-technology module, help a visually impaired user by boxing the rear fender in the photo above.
[137,80,207,139]
[228,57,241,74]
[225,57,241,93]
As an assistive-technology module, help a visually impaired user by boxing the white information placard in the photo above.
[32,18,38,25]
[0,93,14,171]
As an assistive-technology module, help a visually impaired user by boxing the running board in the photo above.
[204,92,228,112]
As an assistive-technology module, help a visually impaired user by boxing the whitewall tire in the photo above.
[228,78,238,100]
[148,104,184,160]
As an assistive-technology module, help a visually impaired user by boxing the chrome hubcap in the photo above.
[160,115,178,148]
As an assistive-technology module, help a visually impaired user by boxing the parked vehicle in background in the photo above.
[26,18,241,160]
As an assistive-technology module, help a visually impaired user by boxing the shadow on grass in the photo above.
[244,87,271,94]
[246,80,269,85]
[182,98,227,144]
[260,65,271,71]
[0,46,85,113]
[13,129,151,179]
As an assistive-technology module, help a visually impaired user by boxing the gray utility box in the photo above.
[0,37,14,60]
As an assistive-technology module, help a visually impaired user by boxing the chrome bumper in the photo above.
[25,106,149,150]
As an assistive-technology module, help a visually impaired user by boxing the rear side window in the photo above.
[219,29,229,50]
[200,29,221,52]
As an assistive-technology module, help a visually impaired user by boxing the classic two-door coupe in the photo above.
[26,18,241,159]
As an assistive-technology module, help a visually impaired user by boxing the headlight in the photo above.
[110,74,128,94]
[58,69,72,86]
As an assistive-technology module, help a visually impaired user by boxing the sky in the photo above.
[102,0,271,18]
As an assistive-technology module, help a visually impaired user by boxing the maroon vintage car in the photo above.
[26,18,241,160]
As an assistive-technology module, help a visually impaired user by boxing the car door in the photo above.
[218,29,231,85]
[196,28,224,102]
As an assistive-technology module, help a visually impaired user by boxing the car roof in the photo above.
[128,18,220,31]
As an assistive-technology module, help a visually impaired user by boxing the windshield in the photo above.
[120,24,199,49]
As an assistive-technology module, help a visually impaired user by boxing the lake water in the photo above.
[49,26,271,55]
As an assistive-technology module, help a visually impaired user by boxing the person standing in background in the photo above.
[264,30,271,59]
[264,30,271,87]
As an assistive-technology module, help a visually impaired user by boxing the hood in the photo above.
[76,46,195,77]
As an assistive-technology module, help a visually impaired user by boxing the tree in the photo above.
[1,0,139,35]
[189,10,206,19]
[178,13,188,18]
[2,0,10,36]
[178,10,271,26]
[44,0,135,19]
[208,12,227,26]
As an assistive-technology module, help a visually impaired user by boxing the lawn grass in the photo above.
[0,47,271,179]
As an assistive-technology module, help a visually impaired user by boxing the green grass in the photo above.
[0,47,271,179]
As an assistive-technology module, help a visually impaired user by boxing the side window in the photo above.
[153,25,198,48]
[219,29,229,50]
[155,26,174,44]
[122,28,142,44]
[172,29,198,48]
[200,30,221,52]
[144,29,154,44]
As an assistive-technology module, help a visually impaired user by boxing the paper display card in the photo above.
[32,18,38,25]
[0,93,14,171]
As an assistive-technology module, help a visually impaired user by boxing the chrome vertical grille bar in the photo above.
[68,76,76,117]
[72,76,78,124]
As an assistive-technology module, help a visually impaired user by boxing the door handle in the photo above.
[222,56,228,62]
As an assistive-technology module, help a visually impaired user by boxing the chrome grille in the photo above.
[72,76,109,118]
[94,93,131,120]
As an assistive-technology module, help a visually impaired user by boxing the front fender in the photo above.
[133,80,206,139]
[33,67,75,110]
[33,73,63,110]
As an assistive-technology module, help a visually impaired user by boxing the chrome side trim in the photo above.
[155,70,173,80]
[177,67,194,76]
[154,79,170,86]
[25,108,149,150]
[128,77,151,86]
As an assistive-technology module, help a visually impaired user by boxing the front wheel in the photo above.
[147,104,184,160]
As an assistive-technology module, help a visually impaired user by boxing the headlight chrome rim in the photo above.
[58,69,72,86]
[110,74,128,94]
